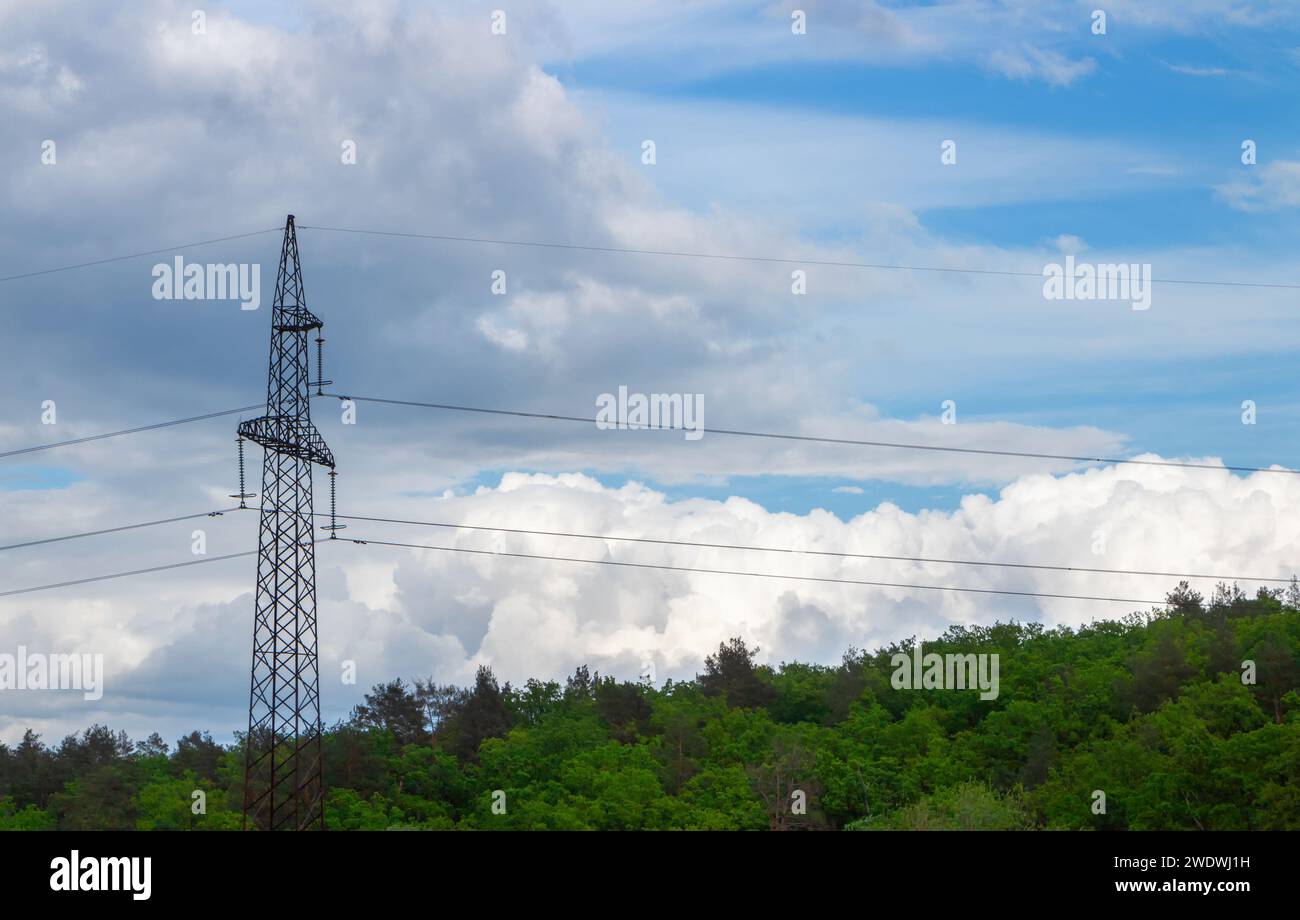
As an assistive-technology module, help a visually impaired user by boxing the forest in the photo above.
[2,581,1298,830]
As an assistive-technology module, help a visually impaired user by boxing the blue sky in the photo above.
[535,3,1300,515]
[551,5,1300,255]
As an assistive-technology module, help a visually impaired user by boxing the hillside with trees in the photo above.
[2,582,1298,830]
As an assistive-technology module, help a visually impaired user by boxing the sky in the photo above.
[2,0,1300,746]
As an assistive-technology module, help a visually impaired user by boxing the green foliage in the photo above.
[2,591,1299,830]
[846,781,1034,830]
[0,796,54,830]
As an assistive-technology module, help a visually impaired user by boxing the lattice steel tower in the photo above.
[238,214,335,830]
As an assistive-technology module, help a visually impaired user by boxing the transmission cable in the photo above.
[0,405,263,460]
[0,508,237,553]
[316,508,1297,585]
[321,393,1296,477]
[0,539,330,599]
[0,550,257,598]
[298,224,1300,290]
[341,536,1170,606]
[0,228,282,284]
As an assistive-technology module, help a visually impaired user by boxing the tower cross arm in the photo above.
[273,307,323,333]
[237,415,336,468]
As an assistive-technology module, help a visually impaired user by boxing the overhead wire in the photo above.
[341,536,1172,607]
[297,223,1300,291]
[321,392,1297,477]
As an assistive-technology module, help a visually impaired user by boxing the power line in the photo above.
[323,509,1298,585]
[3,222,1292,290]
[0,538,333,599]
[343,536,1170,606]
[299,223,1300,291]
[322,393,1298,477]
[0,404,263,460]
[0,228,282,284]
[10,502,1283,592]
[0,387,1283,480]
[0,508,235,553]
[0,549,258,598]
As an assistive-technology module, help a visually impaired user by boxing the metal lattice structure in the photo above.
[238,214,335,831]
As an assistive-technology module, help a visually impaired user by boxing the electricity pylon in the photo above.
[238,214,335,830]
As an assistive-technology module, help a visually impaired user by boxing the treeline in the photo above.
[2,582,1298,830]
